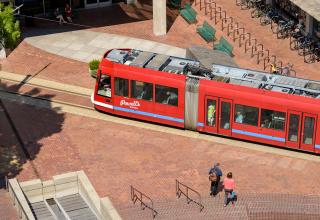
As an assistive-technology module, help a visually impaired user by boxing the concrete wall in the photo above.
[8,178,35,220]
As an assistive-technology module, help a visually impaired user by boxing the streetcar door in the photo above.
[204,96,218,133]
[218,99,233,136]
[300,113,317,152]
[286,111,302,149]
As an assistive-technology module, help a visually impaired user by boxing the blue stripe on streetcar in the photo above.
[197,122,204,127]
[232,129,285,142]
[113,106,184,123]
[315,145,320,149]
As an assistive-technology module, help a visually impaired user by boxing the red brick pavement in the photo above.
[0,42,95,89]
[2,99,319,208]
[2,0,320,92]
[0,189,19,220]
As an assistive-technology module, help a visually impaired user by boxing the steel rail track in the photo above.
[1,85,319,161]
[1,77,91,98]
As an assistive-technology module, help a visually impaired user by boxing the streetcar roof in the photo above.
[104,49,320,99]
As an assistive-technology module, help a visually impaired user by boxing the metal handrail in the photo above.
[130,185,158,219]
[175,179,204,212]
[6,178,29,219]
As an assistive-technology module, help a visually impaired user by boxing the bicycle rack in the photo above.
[221,16,233,31]
[239,32,251,47]
[263,55,276,71]
[227,21,239,36]
[198,0,206,11]
[213,7,222,24]
[204,0,216,16]
[232,26,245,41]
[257,49,269,64]
[251,43,263,58]
[245,38,257,53]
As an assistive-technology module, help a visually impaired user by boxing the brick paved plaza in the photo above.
[1,0,320,219]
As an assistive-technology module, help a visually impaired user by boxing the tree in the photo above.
[0,3,21,49]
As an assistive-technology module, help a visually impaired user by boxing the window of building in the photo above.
[234,104,259,126]
[155,85,178,106]
[260,109,286,131]
[97,74,111,98]
[115,77,129,97]
[131,80,153,101]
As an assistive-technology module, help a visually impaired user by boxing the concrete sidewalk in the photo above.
[24,30,186,63]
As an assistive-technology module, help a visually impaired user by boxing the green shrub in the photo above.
[89,59,100,70]
[0,3,21,49]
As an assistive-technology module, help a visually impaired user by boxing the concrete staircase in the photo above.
[29,201,56,220]
[57,194,99,220]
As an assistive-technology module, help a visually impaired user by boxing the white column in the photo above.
[153,0,167,36]
[305,14,314,35]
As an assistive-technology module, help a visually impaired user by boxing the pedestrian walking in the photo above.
[223,172,236,207]
[208,162,222,196]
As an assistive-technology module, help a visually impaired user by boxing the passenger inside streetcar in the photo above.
[235,112,244,124]
[164,91,178,106]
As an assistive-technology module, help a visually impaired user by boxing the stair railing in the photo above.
[130,185,158,219]
[175,179,204,212]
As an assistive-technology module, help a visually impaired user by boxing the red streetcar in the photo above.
[92,49,320,154]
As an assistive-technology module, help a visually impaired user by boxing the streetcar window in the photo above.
[115,77,129,97]
[234,104,259,126]
[288,114,300,142]
[303,116,315,145]
[97,74,111,98]
[206,99,216,127]
[260,109,286,131]
[131,80,153,101]
[155,85,178,106]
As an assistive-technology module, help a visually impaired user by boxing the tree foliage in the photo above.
[0,3,21,49]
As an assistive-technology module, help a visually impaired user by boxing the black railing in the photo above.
[130,185,158,219]
[175,179,204,212]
